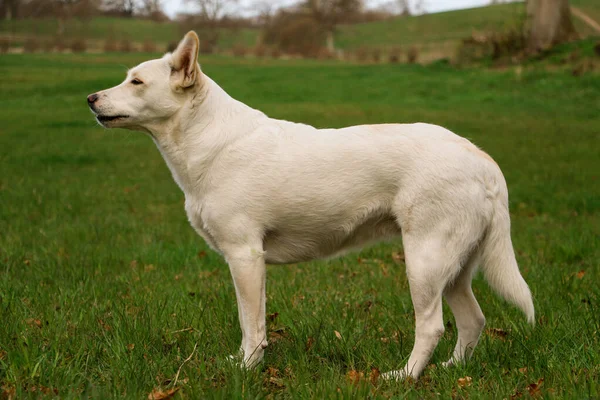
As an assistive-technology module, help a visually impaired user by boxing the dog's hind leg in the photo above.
[383,234,457,380]
[443,254,486,367]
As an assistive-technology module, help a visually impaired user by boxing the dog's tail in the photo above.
[479,197,535,325]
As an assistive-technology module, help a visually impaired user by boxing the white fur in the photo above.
[88,31,534,379]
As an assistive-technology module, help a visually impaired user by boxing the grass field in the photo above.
[0,53,599,399]
[2,0,600,54]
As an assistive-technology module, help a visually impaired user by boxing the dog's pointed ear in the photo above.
[170,31,201,89]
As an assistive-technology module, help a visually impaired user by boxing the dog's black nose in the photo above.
[87,93,99,105]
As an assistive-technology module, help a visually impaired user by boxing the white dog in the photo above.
[88,31,534,380]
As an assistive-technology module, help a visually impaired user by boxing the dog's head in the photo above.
[87,31,202,132]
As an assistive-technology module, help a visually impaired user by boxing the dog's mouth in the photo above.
[97,115,128,122]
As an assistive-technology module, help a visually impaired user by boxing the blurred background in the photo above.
[1,0,599,66]
[0,0,599,398]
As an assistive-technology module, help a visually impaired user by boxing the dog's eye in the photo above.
[131,78,144,85]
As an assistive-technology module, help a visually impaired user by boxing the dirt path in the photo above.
[571,7,600,33]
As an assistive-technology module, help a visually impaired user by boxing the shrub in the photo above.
[232,44,248,58]
[371,48,382,63]
[263,11,325,58]
[166,42,177,53]
[407,45,419,64]
[104,37,118,52]
[199,39,215,55]
[388,47,402,63]
[254,44,269,58]
[0,38,11,53]
[23,37,39,53]
[70,39,87,53]
[142,39,156,53]
[119,39,132,53]
[270,47,282,59]
[355,47,370,62]
[54,36,66,52]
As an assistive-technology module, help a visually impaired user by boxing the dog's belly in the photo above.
[262,213,402,265]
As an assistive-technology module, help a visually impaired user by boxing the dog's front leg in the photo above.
[223,244,267,368]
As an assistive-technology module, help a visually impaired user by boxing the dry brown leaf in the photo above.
[267,312,279,322]
[127,343,135,351]
[1,385,16,400]
[576,270,585,279]
[457,376,472,388]
[25,318,42,329]
[527,378,544,397]
[144,264,156,272]
[305,336,315,351]
[267,367,279,377]
[0,351,6,360]
[369,368,380,386]
[486,328,508,340]
[268,329,286,344]
[130,260,138,268]
[334,330,342,340]
[391,252,404,263]
[147,387,179,400]
[268,377,285,388]
[98,319,112,331]
[197,251,207,259]
[346,370,364,385]
[174,274,183,281]
[518,367,528,374]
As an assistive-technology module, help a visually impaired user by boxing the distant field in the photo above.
[0,16,257,50]
[0,53,598,399]
[1,1,599,56]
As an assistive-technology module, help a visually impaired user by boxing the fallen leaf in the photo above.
[457,376,472,387]
[518,367,528,374]
[334,330,342,340]
[268,376,285,388]
[127,343,135,351]
[147,387,179,400]
[305,336,315,351]
[267,312,279,322]
[0,350,6,360]
[98,319,112,331]
[1,385,16,400]
[174,274,183,281]
[197,251,206,259]
[268,329,287,344]
[25,318,42,329]
[391,252,404,263]
[130,260,138,268]
[346,370,364,385]
[486,328,508,340]
[144,264,156,272]
[576,270,585,279]
[267,367,279,377]
[527,378,544,397]
[369,368,380,385]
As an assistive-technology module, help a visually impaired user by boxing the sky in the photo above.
[163,0,497,19]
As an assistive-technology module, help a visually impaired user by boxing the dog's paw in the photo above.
[381,369,410,381]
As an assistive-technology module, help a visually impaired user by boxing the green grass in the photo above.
[0,53,599,399]
[336,1,600,51]
[0,16,257,50]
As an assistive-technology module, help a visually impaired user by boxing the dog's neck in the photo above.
[146,74,266,196]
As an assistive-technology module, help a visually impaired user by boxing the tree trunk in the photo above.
[527,0,577,51]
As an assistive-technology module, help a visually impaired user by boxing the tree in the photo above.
[1,0,20,20]
[305,0,363,51]
[526,0,577,51]
[102,0,136,17]
[183,0,239,52]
